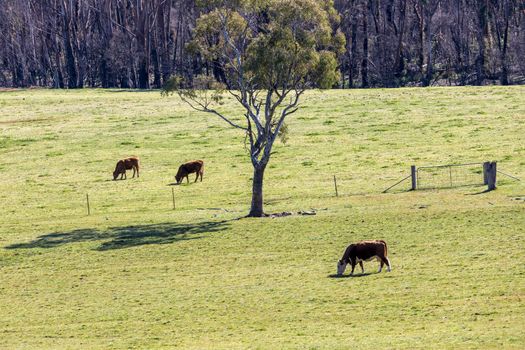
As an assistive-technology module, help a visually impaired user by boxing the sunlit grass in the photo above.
[0,86,524,349]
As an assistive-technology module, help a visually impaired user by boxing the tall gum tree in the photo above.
[163,0,344,217]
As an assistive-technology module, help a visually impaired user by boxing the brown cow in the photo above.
[337,240,391,276]
[113,157,140,180]
[175,160,204,184]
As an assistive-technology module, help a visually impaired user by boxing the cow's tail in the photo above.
[379,240,391,271]
[379,240,388,256]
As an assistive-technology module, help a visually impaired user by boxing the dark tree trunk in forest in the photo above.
[55,51,65,89]
[421,1,440,87]
[500,19,509,85]
[394,0,407,84]
[494,0,511,85]
[61,1,78,88]
[152,47,162,88]
[158,1,172,84]
[361,3,369,88]
[424,16,433,86]
[134,1,150,89]
[348,19,357,88]
[476,0,488,85]
[414,2,425,80]
[100,59,109,88]
[63,31,78,87]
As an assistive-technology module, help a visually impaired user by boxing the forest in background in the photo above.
[0,0,523,89]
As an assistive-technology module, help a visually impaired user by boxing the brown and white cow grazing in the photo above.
[113,157,140,180]
[337,240,391,276]
[175,160,204,184]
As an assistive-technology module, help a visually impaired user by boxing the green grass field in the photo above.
[1,87,524,349]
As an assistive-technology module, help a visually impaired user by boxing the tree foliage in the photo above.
[164,0,343,167]
[0,0,524,88]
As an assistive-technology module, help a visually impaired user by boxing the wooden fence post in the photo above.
[487,161,497,191]
[86,194,91,215]
[172,187,176,210]
[411,165,417,190]
[333,175,339,197]
[483,162,490,185]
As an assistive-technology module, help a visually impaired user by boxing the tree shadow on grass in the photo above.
[5,221,230,251]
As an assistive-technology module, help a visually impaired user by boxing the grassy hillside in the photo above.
[0,87,524,349]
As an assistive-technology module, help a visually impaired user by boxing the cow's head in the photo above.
[175,167,185,184]
[113,170,119,180]
[337,260,347,276]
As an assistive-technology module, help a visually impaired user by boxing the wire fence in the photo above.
[416,162,485,189]
[5,162,518,221]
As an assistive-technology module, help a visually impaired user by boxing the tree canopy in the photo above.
[1,0,523,88]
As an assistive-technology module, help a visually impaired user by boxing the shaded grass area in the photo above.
[0,87,524,349]
[5,220,230,251]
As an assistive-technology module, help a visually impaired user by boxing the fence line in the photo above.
[497,170,521,181]
[417,162,484,169]
[382,174,411,193]
[69,162,520,216]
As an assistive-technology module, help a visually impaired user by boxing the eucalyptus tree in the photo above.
[163,0,344,217]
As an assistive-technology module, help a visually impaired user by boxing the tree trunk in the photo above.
[499,5,510,85]
[361,2,369,88]
[152,46,161,88]
[61,1,78,88]
[348,18,357,88]
[248,164,266,217]
[394,0,407,84]
[414,2,424,79]
[476,0,488,85]
[158,0,172,84]
[424,14,433,86]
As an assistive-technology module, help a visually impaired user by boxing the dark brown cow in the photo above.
[175,160,204,184]
[113,157,140,180]
[337,240,391,276]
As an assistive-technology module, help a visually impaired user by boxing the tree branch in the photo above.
[178,92,248,131]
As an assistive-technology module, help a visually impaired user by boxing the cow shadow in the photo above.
[327,272,373,279]
[5,220,229,251]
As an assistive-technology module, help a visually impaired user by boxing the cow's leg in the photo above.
[350,260,356,275]
[195,173,199,182]
[378,259,384,273]
[132,167,136,178]
[359,261,365,274]
[380,256,391,272]
[186,175,189,183]
[384,257,392,272]
[200,170,203,182]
